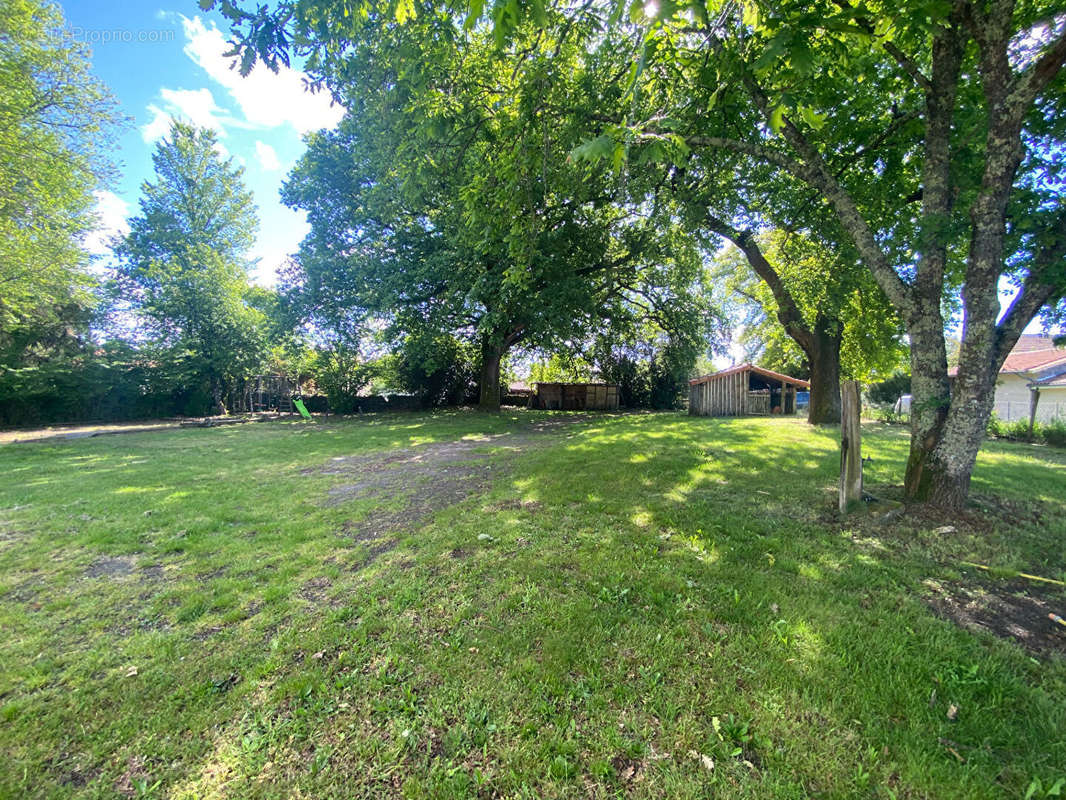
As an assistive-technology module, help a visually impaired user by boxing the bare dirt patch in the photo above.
[85,556,136,578]
[924,578,1066,657]
[308,417,588,541]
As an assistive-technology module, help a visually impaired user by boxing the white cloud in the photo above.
[140,88,238,143]
[254,140,281,171]
[180,15,344,133]
[84,190,130,256]
[160,87,229,132]
[141,104,173,143]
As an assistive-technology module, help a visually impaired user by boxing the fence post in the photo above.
[839,380,863,513]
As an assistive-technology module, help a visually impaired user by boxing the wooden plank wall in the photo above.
[534,383,620,411]
[689,370,748,416]
[748,392,771,415]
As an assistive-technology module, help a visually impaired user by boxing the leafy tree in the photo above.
[0,0,120,333]
[709,230,907,422]
[114,123,268,414]
[277,12,700,409]
[565,0,1066,508]
[0,0,121,417]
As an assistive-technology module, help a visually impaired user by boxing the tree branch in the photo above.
[703,212,816,355]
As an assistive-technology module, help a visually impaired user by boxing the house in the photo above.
[982,335,1066,422]
[688,363,810,417]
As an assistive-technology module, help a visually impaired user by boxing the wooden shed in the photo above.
[530,382,620,411]
[688,364,810,417]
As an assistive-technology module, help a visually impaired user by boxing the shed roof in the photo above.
[689,363,811,389]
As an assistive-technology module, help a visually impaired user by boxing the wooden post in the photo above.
[839,380,863,513]
[1028,386,1040,440]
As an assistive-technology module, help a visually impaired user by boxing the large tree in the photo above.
[579,0,1066,508]
[0,0,120,370]
[115,123,268,414]
[277,10,700,409]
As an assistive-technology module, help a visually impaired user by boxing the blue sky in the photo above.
[65,0,343,285]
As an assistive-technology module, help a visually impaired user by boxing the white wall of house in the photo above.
[993,374,1066,421]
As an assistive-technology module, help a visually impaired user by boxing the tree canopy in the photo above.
[279,10,713,408]
[0,0,120,359]
[114,123,269,413]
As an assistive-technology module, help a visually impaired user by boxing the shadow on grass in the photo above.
[1,412,1064,798]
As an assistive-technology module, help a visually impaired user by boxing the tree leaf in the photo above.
[769,105,785,135]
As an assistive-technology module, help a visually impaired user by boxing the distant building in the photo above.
[688,363,810,417]
[953,335,1066,422]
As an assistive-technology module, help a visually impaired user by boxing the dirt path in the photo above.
[0,413,297,445]
[305,416,589,540]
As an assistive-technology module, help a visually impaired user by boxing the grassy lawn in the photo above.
[2,411,1064,799]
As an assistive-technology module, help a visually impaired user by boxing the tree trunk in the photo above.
[901,303,951,501]
[807,322,842,424]
[478,336,504,411]
[211,378,228,416]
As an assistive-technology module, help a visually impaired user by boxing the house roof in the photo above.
[948,334,1066,377]
[1032,365,1066,388]
[689,363,811,389]
[1000,340,1066,374]
[1035,374,1066,388]
[1009,334,1059,353]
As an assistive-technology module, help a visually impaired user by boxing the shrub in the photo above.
[987,413,1066,448]
[986,412,1006,438]
[1043,418,1066,448]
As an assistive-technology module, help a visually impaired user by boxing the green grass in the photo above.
[1,411,1064,799]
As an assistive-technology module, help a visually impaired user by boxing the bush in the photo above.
[986,412,1006,438]
[868,372,911,406]
[987,413,1066,448]
[1043,418,1066,447]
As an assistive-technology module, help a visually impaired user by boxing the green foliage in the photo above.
[385,332,478,408]
[592,330,700,411]
[868,373,911,406]
[527,354,593,385]
[0,0,124,424]
[709,231,906,383]
[988,414,1066,449]
[308,344,372,414]
[114,123,269,412]
[271,11,715,406]
[0,0,121,339]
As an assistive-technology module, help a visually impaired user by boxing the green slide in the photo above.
[293,398,313,420]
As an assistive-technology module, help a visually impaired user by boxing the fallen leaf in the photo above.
[687,750,714,771]
[947,703,958,721]
[312,651,325,660]
[124,665,138,677]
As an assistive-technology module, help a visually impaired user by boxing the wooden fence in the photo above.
[531,383,619,411]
